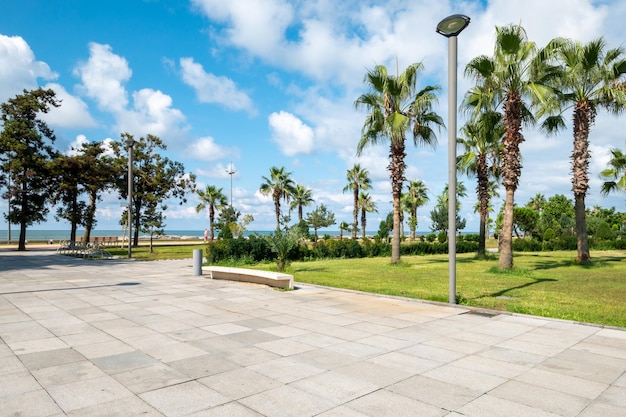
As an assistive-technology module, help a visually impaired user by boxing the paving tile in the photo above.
[577,402,626,417]
[199,367,282,399]
[184,402,264,417]
[139,380,229,417]
[66,395,165,417]
[450,354,530,379]
[73,339,136,359]
[0,354,27,375]
[92,350,159,374]
[0,370,42,398]
[249,356,325,383]
[18,347,85,370]
[516,368,609,399]
[336,360,413,387]
[597,385,626,408]
[346,389,445,417]
[46,375,134,412]
[112,363,190,393]
[239,385,336,417]
[31,360,106,386]
[368,351,440,374]
[458,394,561,417]
[490,380,590,416]
[167,353,239,379]
[290,370,379,405]
[0,388,63,417]
[422,363,508,393]
[390,374,481,410]
[255,337,317,356]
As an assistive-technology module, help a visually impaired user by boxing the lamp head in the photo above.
[436,14,470,37]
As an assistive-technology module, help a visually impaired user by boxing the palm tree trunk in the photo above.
[274,197,281,231]
[352,188,358,239]
[574,193,590,263]
[478,213,486,258]
[389,141,406,264]
[392,193,401,263]
[361,209,367,239]
[498,187,515,269]
[572,103,591,263]
[209,205,215,241]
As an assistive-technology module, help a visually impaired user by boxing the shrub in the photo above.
[543,228,556,241]
[437,232,447,243]
[426,233,436,242]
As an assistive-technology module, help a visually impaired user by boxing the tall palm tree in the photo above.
[401,180,429,240]
[457,110,503,257]
[260,166,296,230]
[290,183,314,222]
[542,37,626,263]
[600,141,626,195]
[358,191,377,239]
[527,193,547,213]
[195,185,227,241]
[355,63,443,263]
[465,24,556,269]
[343,164,372,239]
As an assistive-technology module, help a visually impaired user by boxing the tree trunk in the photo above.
[18,183,27,251]
[352,188,358,239]
[478,213,486,258]
[498,187,515,269]
[83,190,97,243]
[391,193,401,263]
[209,205,215,241]
[575,193,590,263]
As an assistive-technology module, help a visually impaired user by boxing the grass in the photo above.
[106,243,206,260]
[108,244,626,328]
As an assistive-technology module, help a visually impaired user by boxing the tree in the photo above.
[355,63,443,263]
[542,194,575,236]
[512,207,540,238]
[343,164,372,239]
[458,110,503,257]
[216,205,240,239]
[0,88,60,251]
[429,183,467,234]
[527,193,547,213]
[358,191,377,239]
[306,204,336,242]
[338,221,350,240]
[542,37,626,263]
[262,227,302,272]
[260,166,295,231]
[141,202,166,253]
[196,185,227,241]
[601,142,626,196]
[112,133,196,247]
[465,24,556,269]
[50,153,88,242]
[289,183,314,222]
[401,179,429,240]
[75,141,117,243]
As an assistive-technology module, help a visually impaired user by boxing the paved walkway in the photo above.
[0,248,625,417]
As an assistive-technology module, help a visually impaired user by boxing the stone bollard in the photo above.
[193,249,203,276]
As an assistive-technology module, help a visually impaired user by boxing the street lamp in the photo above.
[437,14,470,304]
[226,162,236,207]
[125,138,135,258]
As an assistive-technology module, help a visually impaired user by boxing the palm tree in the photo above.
[457,110,503,257]
[541,37,626,263]
[290,183,314,222]
[465,24,556,269]
[527,193,547,213]
[401,180,429,240]
[355,63,443,263]
[358,192,377,239]
[601,142,626,195]
[338,221,350,240]
[343,164,372,239]
[195,185,227,241]
[260,166,296,231]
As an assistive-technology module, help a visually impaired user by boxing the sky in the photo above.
[1,0,625,234]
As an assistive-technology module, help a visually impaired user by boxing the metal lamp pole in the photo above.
[125,138,135,258]
[436,14,470,304]
[226,162,236,207]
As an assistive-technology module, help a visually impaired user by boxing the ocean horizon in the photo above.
[0,229,478,242]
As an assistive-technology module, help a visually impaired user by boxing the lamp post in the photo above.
[436,14,470,304]
[125,138,135,258]
[226,162,236,207]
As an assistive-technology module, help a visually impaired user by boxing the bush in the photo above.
[426,233,436,242]
[437,232,447,243]
[512,238,542,252]
[595,221,616,240]
[543,228,556,241]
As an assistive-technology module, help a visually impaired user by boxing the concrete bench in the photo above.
[204,266,293,289]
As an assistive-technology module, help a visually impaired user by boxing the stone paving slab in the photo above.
[0,248,625,416]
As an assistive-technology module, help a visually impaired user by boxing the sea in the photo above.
[0,229,469,243]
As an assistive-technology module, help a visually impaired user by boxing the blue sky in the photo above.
[1,0,625,233]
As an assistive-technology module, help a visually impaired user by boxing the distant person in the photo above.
[204,228,208,242]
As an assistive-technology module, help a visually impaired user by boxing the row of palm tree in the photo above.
[353,23,625,267]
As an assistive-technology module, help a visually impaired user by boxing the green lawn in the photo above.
[107,245,625,328]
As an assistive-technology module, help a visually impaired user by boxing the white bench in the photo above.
[204,266,293,289]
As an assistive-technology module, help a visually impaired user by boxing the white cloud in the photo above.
[180,57,255,114]
[0,34,57,102]
[74,42,131,113]
[65,134,90,156]
[41,83,96,129]
[187,136,239,161]
[268,111,314,156]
